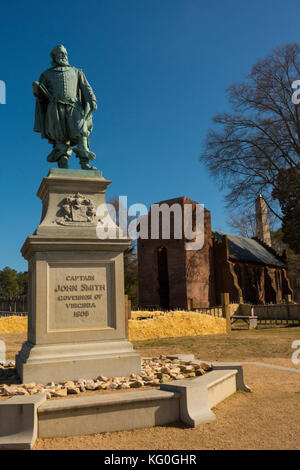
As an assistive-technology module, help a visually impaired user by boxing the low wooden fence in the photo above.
[0,296,27,314]
[191,306,223,317]
[0,312,28,318]
[233,302,299,326]
[252,303,299,325]
[3,296,297,327]
[131,305,224,321]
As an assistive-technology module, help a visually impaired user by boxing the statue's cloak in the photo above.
[33,66,96,146]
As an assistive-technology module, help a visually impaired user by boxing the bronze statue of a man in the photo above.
[33,45,98,170]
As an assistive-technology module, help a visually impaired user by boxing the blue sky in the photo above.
[1,0,300,271]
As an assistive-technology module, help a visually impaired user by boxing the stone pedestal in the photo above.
[16,169,141,383]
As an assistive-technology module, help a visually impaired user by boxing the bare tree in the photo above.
[200,43,300,221]
[226,206,278,238]
[226,207,257,238]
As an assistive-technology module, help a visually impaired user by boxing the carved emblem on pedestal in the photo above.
[56,192,96,226]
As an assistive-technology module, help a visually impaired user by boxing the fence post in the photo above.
[124,295,131,338]
[221,293,231,334]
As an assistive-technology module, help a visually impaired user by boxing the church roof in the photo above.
[212,231,286,267]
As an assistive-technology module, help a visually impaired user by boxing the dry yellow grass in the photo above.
[128,311,226,340]
[0,316,28,334]
[0,312,226,339]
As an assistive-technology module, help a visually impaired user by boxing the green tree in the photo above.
[124,245,138,306]
[0,267,28,298]
[271,228,300,279]
[272,168,300,253]
[16,271,28,296]
[107,196,139,306]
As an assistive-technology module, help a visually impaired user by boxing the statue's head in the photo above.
[50,45,69,66]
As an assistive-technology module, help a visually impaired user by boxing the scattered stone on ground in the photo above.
[0,356,212,400]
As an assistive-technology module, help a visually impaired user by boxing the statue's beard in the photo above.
[54,57,69,66]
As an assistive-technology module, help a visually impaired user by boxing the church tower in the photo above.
[255,194,272,246]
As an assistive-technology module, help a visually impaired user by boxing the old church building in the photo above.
[137,195,293,309]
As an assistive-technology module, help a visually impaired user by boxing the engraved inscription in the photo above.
[49,266,110,331]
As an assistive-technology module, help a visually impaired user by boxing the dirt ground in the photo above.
[1,326,300,450]
[34,363,300,450]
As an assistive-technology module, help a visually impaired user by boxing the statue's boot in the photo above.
[73,137,97,170]
[79,158,97,170]
[57,156,69,168]
[47,147,59,163]
[47,142,72,168]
